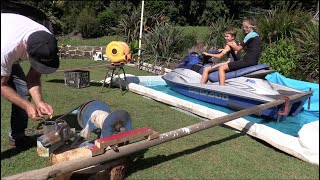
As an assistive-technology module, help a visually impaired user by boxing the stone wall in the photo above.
[59,46,106,59]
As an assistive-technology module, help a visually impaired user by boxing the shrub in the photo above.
[257,2,312,44]
[259,38,302,78]
[294,21,319,83]
[97,9,119,36]
[142,22,196,67]
[75,7,101,38]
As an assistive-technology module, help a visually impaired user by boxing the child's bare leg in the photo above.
[200,66,212,84]
[218,64,229,86]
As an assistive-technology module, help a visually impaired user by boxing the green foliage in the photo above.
[257,2,312,44]
[97,9,119,36]
[57,35,123,46]
[206,16,236,49]
[112,7,141,43]
[294,21,319,83]
[75,7,102,38]
[60,5,81,34]
[129,40,139,55]
[175,26,210,42]
[197,1,229,26]
[142,22,196,67]
[260,38,302,78]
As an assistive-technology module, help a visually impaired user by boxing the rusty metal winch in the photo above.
[36,100,134,157]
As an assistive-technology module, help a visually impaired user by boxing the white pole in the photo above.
[137,0,145,65]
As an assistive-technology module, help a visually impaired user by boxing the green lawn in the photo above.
[57,35,125,46]
[57,26,209,46]
[1,59,319,179]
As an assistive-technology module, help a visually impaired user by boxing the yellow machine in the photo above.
[105,41,132,63]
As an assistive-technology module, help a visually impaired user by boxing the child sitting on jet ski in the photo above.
[200,28,240,84]
[217,17,262,86]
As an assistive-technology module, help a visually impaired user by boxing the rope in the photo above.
[91,110,110,129]
[79,110,110,138]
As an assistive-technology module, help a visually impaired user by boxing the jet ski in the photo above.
[162,68,313,120]
[176,52,275,81]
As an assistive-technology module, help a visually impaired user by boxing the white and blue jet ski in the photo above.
[162,68,312,119]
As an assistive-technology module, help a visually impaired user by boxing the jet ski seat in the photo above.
[198,64,272,82]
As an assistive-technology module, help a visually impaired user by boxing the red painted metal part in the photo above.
[277,96,291,122]
[278,96,290,115]
[95,127,154,149]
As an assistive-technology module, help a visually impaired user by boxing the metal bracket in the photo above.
[277,96,290,122]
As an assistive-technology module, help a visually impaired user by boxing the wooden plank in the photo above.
[51,147,92,165]
[95,128,153,149]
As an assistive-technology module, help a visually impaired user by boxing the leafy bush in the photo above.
[257,2,312,44]
[75,7,101,38]
[259,38,302,78]
[142,22,196,67]
[97,9,119,36]
[294,21,319,83]
[197,1,229,26]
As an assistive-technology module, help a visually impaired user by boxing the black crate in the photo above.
[64,70,90,88]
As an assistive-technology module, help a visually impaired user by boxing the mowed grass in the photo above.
[175,26,210,41]
[1,59,319,179]
[57,35,124,46]
[57,26,209,46]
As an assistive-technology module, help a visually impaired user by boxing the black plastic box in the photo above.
[64,70,90,88]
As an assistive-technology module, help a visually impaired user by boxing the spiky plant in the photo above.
[112,7,141,43]
[206,16,237,49]
[257,2,312,44]
[295,21,319,83]
[142,22,196,68]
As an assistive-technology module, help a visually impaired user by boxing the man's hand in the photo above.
[25,103,44,121]
[37,101,54,119]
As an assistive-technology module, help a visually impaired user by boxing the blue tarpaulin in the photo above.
[265,72,319,118]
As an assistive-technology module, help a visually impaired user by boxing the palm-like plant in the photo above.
[295,21,319,83]
[142,22,194,67]
[206,16,237,49]
[257,2,312,44]
[112,7,141,43]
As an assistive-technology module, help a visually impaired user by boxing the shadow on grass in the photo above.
[46,79,102,87]
[125,132,244,177]
[219,122,295,157]
[0,135,38,161]
[46,79,129,95]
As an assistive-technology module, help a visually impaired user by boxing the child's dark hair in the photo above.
[224,28,237,37]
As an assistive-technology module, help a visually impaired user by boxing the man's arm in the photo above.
[26,67,53,118]
[1,75,43,120]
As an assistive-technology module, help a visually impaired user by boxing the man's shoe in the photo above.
[9,136,36,149]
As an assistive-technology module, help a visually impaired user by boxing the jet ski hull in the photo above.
[162,68,311,119]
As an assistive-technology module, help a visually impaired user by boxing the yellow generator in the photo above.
[105,41,132,63]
